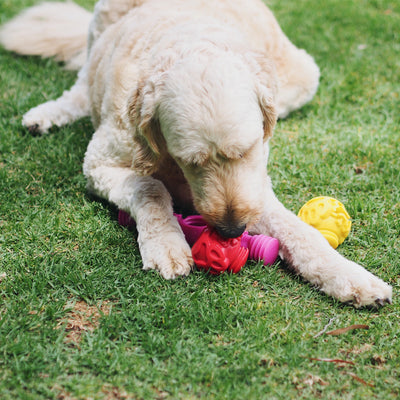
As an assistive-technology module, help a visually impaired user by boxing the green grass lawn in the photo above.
[1,0,399,399]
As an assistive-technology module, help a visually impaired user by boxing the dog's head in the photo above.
[129,52,277,237]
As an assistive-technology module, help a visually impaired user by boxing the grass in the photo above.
[0,0,399,398]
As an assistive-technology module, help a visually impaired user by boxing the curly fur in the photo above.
[0,0,392,306]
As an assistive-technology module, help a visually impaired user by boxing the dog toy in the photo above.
[118,210,279,274]
[191,228,249,274]
[176,214,279,274]
[297,196,352,249]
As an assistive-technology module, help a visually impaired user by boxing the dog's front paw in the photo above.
[321,260,392,308]
[139,232,193,279]
[22,102,58,134]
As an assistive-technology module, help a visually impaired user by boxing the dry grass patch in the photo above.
[57,300,111,345]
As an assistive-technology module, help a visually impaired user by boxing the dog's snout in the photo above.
[215,223,246,239]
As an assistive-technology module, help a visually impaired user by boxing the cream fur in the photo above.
[0,2,91,69]
[0,0,392,306]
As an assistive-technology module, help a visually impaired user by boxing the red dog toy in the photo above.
[118,210,279,275]
[191,228,249,274]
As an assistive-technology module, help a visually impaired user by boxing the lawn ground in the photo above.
[0,0,399,399]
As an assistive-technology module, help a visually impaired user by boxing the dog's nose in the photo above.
[215,223,246,239]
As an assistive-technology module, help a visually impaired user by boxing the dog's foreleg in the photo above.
[22,0,146,135]
[22,65,90,134]
[83,126,193,279]
[249,177,392,307]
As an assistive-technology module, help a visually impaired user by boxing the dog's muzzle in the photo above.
[215,223,246,239]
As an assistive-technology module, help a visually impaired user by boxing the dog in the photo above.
[0,0,392,307]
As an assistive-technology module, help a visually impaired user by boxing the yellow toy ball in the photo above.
[298,196,352,249]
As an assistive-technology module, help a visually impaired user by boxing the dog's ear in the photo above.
[245,52,278,141]
[257,83,277,141]
[128,76,165,176]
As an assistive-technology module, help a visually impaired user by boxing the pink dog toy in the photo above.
[118,210,279,274]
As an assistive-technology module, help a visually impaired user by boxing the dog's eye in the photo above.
[217,150,245,162]
[176,151,209,167]
[175,156,203,171]
[189,161,200,169]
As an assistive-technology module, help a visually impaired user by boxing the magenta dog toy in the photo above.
[175,214,207,246]
[240,231,280,266]
[118,210,279,266]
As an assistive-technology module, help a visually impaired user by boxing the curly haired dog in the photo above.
[0,0,392,306]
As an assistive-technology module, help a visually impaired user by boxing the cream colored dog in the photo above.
[0,0,392,306]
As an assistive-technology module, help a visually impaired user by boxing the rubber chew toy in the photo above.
[298,196,352,249]
[118,210,279,274]
[174,214,207,246]
[173,214,279,274]
[191,229,249,275]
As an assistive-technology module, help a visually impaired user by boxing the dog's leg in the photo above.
[274,47,320,119]
[248,177,392,307]
[22,0,146,134]
[83,125,193,279]
[22,65,90,134]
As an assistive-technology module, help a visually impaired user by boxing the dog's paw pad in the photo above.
[26,123,41,135]
[374,297,392,308]
[22,108,54,134]
[342,267,392,308]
